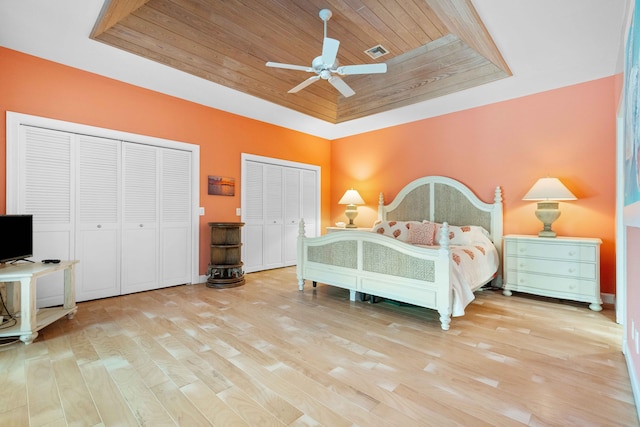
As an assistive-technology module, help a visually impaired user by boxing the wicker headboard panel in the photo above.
[378,176,502,242]
[433,184,492,231]
[383,185,430,222]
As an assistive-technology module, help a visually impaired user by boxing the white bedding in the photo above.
[408,238,498,316]
[448,242,499,316]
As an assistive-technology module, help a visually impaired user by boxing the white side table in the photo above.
[503,235,602,311]
[0,260,79,344]
[326,227,372,233]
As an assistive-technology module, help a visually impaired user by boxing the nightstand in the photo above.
[326,227,372,233]
[503,235,602,311]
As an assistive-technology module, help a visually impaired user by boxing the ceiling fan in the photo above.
[265,9,387,98]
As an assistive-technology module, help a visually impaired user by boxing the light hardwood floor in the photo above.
[0,267,637,426]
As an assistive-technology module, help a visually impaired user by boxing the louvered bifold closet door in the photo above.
[160,148,192,287]
[283,168,301,266]
[263,164,284,270]
[76,135,121,301]
[301,169,318,238]
[243,161,264,273]
[20,126,73,308]
[121,142,159,294]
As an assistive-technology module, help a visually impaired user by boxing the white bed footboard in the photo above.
[297,220,454,330]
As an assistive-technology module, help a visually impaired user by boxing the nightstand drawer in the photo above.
[505,257,596,280]
[506,241,596,262]
[506,271,596,297]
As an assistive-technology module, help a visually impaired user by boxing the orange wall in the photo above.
[0,47,331,276]
[0,47,619,294]
[332,76,618,294]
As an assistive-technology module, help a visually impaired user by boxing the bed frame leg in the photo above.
[312,281,317,287]
[439,310,451,331]
[349,290,356,301]
[298,279,305,291]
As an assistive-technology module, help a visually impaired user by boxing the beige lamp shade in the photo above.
[338,189,365,228]
[338,189,365,205]
[523,177,576,238]
[522,177,576,201]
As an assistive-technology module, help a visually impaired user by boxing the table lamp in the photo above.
[522,177,577,238]
[338,189,365,228]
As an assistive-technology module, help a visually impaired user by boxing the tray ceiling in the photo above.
[91,0,511,124]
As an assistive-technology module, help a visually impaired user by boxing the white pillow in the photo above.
[427,221,492,245]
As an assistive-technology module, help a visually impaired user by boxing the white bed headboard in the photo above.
[378,176,503,276]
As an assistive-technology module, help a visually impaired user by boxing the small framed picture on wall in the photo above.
[208,175,235,196]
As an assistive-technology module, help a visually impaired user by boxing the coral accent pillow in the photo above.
[407,222,436,245]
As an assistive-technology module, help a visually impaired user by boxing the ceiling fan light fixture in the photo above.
[365,44,389,59]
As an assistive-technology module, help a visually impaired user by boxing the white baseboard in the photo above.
[623,341,640,422]
[602,292,615,305]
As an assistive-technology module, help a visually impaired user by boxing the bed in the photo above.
[296,175,503,330]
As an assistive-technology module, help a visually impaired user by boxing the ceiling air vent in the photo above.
[364,44,389,59]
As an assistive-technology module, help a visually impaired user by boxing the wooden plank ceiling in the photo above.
[92,0,511,124]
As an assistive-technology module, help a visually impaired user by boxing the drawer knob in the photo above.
[568,251,576,256]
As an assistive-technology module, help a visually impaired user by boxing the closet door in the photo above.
[301,169,318,238]
[242,155,320,273]
[243,161,264,272]
[76,135,121,301]
[160,148,192,286]
[121,143,159,294]
[263,164,284,269]
[20,126,74,308]
[283,168,301,265]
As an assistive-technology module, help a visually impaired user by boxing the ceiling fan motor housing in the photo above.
[312,56,338,75]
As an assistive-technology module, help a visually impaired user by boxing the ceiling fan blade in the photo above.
[288,75,321,93]
[336,63,387,75]
[328,76,355,98]
[322,37,340,66]
[266,61,313,72]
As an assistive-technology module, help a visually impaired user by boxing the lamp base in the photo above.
[345,204,358,228]
[538,229,557,238]
[535,201,560,238]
